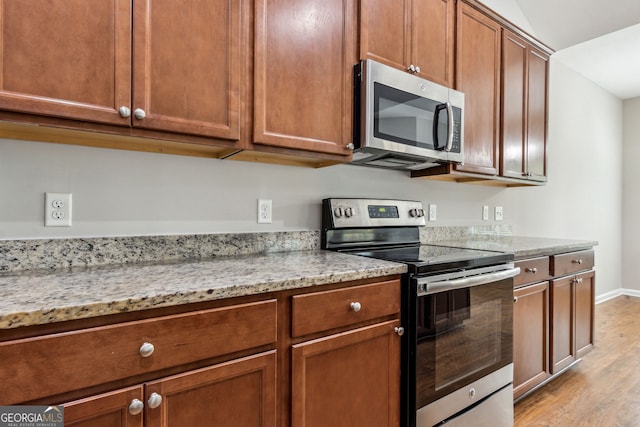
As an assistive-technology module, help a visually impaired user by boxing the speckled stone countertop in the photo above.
[0,250,406,329]
[424,235,598,259]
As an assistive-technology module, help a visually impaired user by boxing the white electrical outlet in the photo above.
[482,205,489,221]
[428,204,437,222]
[45,193,72,227]
[495,206,504,221]
[258,199,272,224]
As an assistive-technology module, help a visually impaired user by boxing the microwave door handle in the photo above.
[433,103,448,150]
[445,102,454,152]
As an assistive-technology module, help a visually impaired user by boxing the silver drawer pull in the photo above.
[128,399,144,416]
[525,267,538,274]
[139,342,155,358]
[350,302,362,312]
[572,259,583,264]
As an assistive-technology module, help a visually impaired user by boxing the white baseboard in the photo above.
[596,288,640,304]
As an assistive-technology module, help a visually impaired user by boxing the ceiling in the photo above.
[514,0,640,99]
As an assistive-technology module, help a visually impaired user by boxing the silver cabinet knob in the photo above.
[345,143,355,150]
[147,392,162,409]
[394,326,405,336]
[525,267,538,274]
[139,342,155,358]
[513,296,518,303]
[128,399,144,416]
[572,259,583,264]
[134,108,146,120]
[407,64,416,73]
[119,106,131,118]
[415,66,421,73]
[350,302,362,312]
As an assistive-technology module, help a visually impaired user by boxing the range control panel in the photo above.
[323,198,426,228]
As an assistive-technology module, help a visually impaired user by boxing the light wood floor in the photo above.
[514,295,640,427]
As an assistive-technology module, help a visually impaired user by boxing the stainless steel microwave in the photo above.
[351,59,465,171]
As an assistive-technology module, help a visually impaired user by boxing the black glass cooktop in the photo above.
[347,244,513,274]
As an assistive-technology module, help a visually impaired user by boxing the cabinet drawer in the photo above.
[0,300,277,404]
[514,257,550,287]
[551,250,594,277]
[292,280,400,337]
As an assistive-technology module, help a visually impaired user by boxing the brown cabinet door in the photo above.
[359,0,454,87]
[359,0,410,71]
[501,30,548,181]
[145,351,277,427]
[0,0,131,125]
[575,271,595,359]
[501,30,527,179]
[63,386,144,427]
[291,320,400,427]
[526,46,549,181]
[455,2,501,175]
[550,276,575,374]
[253,0,355,156]
[513,281,549,399]
[411,0,455,87]
[132,0,243,140]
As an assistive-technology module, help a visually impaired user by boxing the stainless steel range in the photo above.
[321,198,519,427]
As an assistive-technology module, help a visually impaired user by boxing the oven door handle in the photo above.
[417,267,521,295]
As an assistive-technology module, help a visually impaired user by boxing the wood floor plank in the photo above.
[515,295,640,426]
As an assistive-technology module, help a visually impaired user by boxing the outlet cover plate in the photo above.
[45,193,72,227]
[258,199,272,224]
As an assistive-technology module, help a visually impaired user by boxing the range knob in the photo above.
[333,207,343,218]
[344,207,354,218]
[410,208,426,218]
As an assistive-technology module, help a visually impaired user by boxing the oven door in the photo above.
[406,265,518,427]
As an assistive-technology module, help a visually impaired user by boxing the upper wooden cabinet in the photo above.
[0,0,245,142]
[359,0,455,87]
[454,1,502,176]
[0,0,132,126]
[132,0,244,140]
[252,0,355,157]
[501,29,549,182]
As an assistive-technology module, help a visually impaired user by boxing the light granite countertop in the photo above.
[425,235,598,259]
[0,229,598,331]
[0,250,406,329]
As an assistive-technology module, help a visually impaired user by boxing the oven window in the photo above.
[414,278,513,408]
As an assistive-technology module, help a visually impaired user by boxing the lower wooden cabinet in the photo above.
[291,321,400,427]
[550,270,595,374]
[63,351,276,427]
[513,281,549,399]
[64,386,144,427]
[290,279,401,427]
[513,249,595,401]
[2,276,402,427]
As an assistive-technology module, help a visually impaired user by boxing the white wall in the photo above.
[622,97,640,291]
